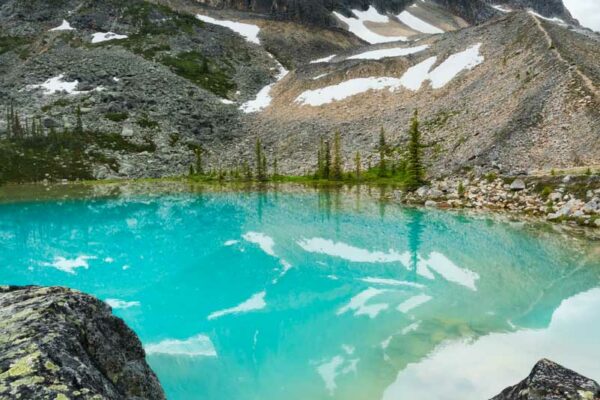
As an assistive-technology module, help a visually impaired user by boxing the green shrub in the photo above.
[105,112,129,122]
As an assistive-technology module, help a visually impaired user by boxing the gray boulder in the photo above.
[510,179,526,191]
[490,359,600,400]
[0,286,165,400]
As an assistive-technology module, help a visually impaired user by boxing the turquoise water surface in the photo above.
[1,185,599,400]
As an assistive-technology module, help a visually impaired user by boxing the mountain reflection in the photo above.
[0,186,598,400]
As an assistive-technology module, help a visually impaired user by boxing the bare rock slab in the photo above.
[491,359,600,400]
[0,285,165,400]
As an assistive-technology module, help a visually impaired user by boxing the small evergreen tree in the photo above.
[323,140,331,179]
[354,151,361,180]
[273,152,279,178]
[331,130,343,180]
[406,110,425,190]
[189,164,195,176]
[194,148,203,175]
[75,106,83,134]
[255,138,265,181]
[378,127,388,177]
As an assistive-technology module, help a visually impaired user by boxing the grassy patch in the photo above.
[0,35,32,58]
[0,131,155,183]
[105,112,129,122]
[136,115,159,129]
[161,51,235,97]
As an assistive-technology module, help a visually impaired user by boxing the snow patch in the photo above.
[208,291,267,320]
[428,43,484,88]
[196,14,261,44]
[50,20,75,31]
[239,62,288,113]
[528,10,567,26]
[347,45,429,60]
[145,334,217,357]
[91,32,128,43]
[294,77,404,107]
[491,4,512,13]
[333,7,407,44]
[310,54,336,64]
[397,11,444,34]
[399,56,438,90]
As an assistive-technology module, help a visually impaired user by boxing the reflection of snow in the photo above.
[41,255,95,274]
[105,298,140,309]
[298,238,408,263]
[243,232,276,256]
[383,288,600,399]
[337,287,389,318]
[317,348,359,395]
[145,334,217,357]
[424,252,479,291]
[397,294,432,313]
[208,291,267,320]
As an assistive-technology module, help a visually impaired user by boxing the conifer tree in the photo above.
[323,140,331,179]
[331,130,343,180]
[354,151,361,180]
[378,127,388,177]
[255,137,263,180]
[194,148,203,175]
[273,152,279,178]
[75,106,83,134]
[261,153,267,181]
[406,110,425,190]
[317,136,324,178]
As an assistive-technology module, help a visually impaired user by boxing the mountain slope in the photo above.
[0,0,598,181]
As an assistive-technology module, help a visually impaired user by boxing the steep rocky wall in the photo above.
[0,286,165,400]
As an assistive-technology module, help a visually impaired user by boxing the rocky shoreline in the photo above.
[401,174,600,229]
[0,286,165,400]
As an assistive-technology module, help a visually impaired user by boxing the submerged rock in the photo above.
[0,286,165,400]
[491,359,600,400]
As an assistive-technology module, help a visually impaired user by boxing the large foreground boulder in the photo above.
[491,359,600,400]
[0,286,165,400]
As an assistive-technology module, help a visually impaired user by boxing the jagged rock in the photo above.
[583,198,600,214]
[0,286,165,400]
[416,186,430,197]
[425,200,438,207]
[490,359,600,400]
[510,179,526,191]
[549,192,563,203]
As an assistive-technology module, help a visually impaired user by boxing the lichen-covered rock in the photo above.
[491,359,600,400]
[0,286,165,400]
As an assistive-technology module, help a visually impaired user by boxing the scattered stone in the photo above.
[510,179,526,191]
[424,200,437,207]
[490,359,600,400]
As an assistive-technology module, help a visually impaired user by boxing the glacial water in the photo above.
[1,185,599,400]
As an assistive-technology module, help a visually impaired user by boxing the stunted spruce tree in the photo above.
[406,110,425,190]
[378,127,388,177]
[331,130,343,180]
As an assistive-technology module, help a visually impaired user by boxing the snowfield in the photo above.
[49,20,75,31]
[310,55,337,64]
[91,32,128,43]
[397,11,444,34]
[240,63,288,113]
[295,43,484,106]
[347,45,429,60]
[27,74,106,96]
[428,43,484,88]
[196,14,261,44]
[333,7,407,44]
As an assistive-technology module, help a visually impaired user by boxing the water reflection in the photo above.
[0,187,598,400]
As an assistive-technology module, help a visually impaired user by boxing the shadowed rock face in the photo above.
[0,286,165,400]
[491,359,600,400]
[193,0,575,25]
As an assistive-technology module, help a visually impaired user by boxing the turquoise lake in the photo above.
[1,185,599,399]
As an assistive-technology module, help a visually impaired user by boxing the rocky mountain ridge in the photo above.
[0,0,598,182]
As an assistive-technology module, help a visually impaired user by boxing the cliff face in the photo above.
[0,286,165,400]
[191,0,576,25]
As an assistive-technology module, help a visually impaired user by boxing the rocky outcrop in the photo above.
[491,359,600,400]
[0,286,165,400]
